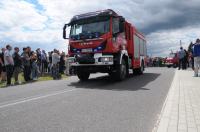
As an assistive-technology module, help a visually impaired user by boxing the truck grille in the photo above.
[76,54,95,64]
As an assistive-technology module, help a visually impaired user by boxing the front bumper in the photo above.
[68,53,114,66]
[165,62,173,65]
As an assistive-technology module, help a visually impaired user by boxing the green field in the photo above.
[0,73,68,88]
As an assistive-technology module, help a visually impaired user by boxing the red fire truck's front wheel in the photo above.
[77,68,90,81]
[110,58,127,81]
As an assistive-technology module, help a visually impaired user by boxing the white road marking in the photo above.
[0,89,77,109]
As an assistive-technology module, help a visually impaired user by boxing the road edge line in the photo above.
[0,89,77,109]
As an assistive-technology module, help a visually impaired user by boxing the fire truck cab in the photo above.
[63,9,147,81]
[165,53,179,68]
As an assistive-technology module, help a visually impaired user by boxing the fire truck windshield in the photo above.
[70,20,110,39]
[169,53,175,58]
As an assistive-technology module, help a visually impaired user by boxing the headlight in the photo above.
[100,57,113,62]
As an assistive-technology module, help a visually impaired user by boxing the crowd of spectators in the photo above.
[0,45,69,86]
[1,39,199,86]
[146,57,165,67]
[146,38,200,77]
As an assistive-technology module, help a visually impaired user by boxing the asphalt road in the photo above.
[0,67,175,132]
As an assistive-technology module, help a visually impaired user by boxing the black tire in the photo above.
[173,64,177,68]
[167,65,171,68]
[138,61,144,75]
[114,59,127,81]
[126,62,129,77]
[132,68,137,75]
[77,70,90,81]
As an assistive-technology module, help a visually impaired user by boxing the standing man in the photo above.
[13,47,22,84]
[193,39,200,77]
[178,47,186,70]
[0,48,6,82]
[41,50,47,73]
[52,49,60,79]
[36,48,41,73]
[188,42,195,69]
[59,52,65,74]
[183,49,188,69]
[4,45,14,86]
[48,51,53,73]
[0,50,3,82]
[21,47,31,81]
[65,54,70,75]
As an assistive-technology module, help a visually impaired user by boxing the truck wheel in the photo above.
[132,69,137,75]
[138,61,144,75]
[173,64,177,68]
[115,59,127,81]
[77,70,90,81]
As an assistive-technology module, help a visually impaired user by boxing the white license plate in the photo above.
[82,48,93,53]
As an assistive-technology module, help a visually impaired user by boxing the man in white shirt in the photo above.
[4,45,14,85]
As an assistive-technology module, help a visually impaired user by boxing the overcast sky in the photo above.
[0,0,200,56]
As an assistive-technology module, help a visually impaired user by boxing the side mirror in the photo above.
[63,24,69,39]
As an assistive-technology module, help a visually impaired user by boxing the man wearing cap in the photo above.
[4,45,14,86]
[193,38,200,77]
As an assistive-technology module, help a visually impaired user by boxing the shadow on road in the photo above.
[68,73,160,91]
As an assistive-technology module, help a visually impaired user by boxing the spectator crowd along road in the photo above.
[0,38,200,87]
[0,45,70,87]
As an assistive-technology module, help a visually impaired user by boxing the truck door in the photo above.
[125,24,133,55]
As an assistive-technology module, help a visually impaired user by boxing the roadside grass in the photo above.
[0,73,68,88]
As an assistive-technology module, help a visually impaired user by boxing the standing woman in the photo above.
[31,52,38,80]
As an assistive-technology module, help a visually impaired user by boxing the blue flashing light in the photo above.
[95,33,99,38]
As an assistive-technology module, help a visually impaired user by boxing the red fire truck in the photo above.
[165,52,179,68]
[63,9,147,81]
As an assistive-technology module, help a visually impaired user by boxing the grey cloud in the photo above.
[134,0,200,34]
